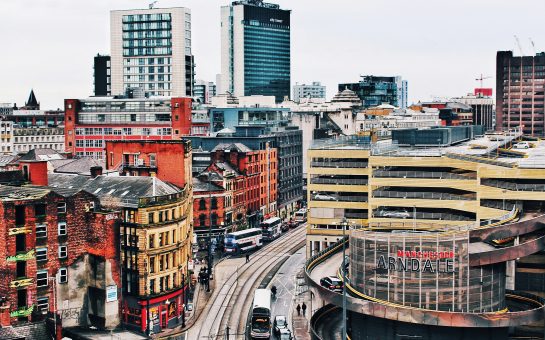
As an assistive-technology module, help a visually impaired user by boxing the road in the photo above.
[186,226,307,340]
[269,246,306,339]
[313,307,342,340]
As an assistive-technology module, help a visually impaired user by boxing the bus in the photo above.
[224,228,262,254]
[294,209,307,224]
[251,289,272,339]
[260,217,282,242]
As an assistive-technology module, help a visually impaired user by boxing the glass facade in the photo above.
[241,4,291,102]
[340,76,404,109]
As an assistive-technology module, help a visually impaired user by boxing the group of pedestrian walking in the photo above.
[296,302,307,316]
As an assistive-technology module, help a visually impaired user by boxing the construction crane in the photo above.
[475,74,492,88]
[514,35,525,56]
[149,1,158,9]
[529,38,536,55]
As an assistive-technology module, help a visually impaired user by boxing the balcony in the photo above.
[122,161,157,169]
[6,249,35,262]
[10,277,33,289]
[10,305,34,318]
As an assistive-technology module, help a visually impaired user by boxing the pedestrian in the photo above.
[296,304,301,316]
[246,253,250,263]
[302,302,307,316]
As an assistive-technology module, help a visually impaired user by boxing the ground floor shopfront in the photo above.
[122,284,189,335]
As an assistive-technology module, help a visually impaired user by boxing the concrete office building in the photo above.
[194,79,217,104]
[451,92,495,131]
[340,76,408,109]
[293,82,326,103]
[110,7,195,97]
[220,0,291,102]
[496,51,545,136]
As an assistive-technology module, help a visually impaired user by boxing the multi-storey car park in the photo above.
[305,127,545,339]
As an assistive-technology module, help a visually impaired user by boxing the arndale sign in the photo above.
[376,250,456,274]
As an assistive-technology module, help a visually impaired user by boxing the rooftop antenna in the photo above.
[149,1,158,9]
[514,35,525,56]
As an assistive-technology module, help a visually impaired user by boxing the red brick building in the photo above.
[104,140,192,189]
[192,175,226,250]
[0,179,120,333]
[64,97,192,159]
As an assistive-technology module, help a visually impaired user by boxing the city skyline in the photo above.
[2,0,544,108]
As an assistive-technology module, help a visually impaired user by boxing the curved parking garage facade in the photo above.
[305,130,545,339]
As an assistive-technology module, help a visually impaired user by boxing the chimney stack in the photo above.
[90,166,103,178]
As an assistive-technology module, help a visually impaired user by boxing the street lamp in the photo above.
[335,217,352,340]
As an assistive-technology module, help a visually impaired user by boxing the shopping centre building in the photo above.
[305,126,545,339]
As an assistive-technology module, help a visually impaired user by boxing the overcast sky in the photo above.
[1,0,544,109]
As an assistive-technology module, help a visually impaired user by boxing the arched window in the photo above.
[211,213,218,226]
[211,197,218,209]
[199,199,206,210]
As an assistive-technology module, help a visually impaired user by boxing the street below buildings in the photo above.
[186,225,306,340]
[268,246,306,340]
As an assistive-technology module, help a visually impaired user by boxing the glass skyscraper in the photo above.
[221,0,291,103]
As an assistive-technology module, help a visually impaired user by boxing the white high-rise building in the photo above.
[292,82,326,103]
[110,7,195,98]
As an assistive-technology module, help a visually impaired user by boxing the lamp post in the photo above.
[340,217,348,340]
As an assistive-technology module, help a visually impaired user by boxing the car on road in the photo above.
[281,222,290,232]
[320,276,343,293]
[288,220,299,229]
[278,328,294,340]
[273,315,288,336]
[514,142,530,149]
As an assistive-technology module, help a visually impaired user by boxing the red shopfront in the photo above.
[123,285,188,334]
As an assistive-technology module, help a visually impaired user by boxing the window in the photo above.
[150,279,155,294]
[199,214,206,226]
[57,202,66,214]
[150,257,155,273]
[199,199,206,210]
[36,248,47,262]
[36,224,47,238]
[35,204,46,217]
[59,245,67,259]
[58,268,67,284]
[211,197,218,209]
[37,297,49,314]
[149,234,155,248]
[58,222,67,236]
[37,270,48,287]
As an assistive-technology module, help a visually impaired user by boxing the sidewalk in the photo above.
[291,270,311,340]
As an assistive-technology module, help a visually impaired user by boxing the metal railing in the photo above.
[122,161,157,168]
[313,195,368,202]
[310,161,368,169]
[479,205,518,226]
[481,179,545,192]
[345,213,368,219]
[310,136,371,150]
[372,190,475,201]
[445,153,516,168]
[310,177,368,185]
[372,170,473,180]
[373,210,474,222]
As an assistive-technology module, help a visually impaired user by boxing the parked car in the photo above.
[313,193,336,201]
[281,222,290,232]
[514,142,530,149]
[273,315,288,336]
[320,276,343,293]
[278,328,294,340]
[377,209,410,218]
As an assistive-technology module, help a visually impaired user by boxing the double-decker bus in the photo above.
[224,228,262,254]
[260,217,282,242]
[294,209,307,223]
[250,289,271,339]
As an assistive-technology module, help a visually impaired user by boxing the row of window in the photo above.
[149,229,177,249]
[37,268,67,287]
[36,245,67,261]
[123,57,172,66]
[36,221,67,238]
[148,252,180,273]
[149,272,178,295]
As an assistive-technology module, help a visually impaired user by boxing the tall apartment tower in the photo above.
[93,54,111,96]
[221,0,291,103]
[496,51,545,136]
[110,7,195,98]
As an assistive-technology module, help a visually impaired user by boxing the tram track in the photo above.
[193,226,307,340]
